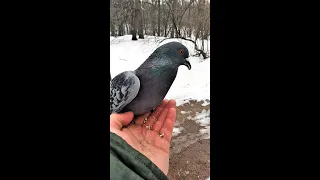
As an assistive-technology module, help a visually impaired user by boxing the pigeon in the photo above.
[110,42,191,116]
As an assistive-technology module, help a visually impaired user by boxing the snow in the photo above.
[180,110,191,114]
[110,35,211,139]
[192,109,210,139]
[172,127,184,137]
[193,109,210,126]
[202,100,210,106]
[110,35,210,106]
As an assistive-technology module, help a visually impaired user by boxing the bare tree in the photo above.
[132,0,139,40]
[137,0,144,39]
[157,0,161,36]
[110,20,116,36]
[111,0,210,53]
[110,0,135,36]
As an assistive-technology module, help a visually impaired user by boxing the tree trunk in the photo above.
[163,18,168,37]
[195,26,200,40]
[164,25,167,37]
[187,28,192,38]
[110,22,116,36]
[152,18,156,36]
[118,23,124,36]
[201,30,205,51]
[182,27,187,38]
[175,28,179,38]
[152,26,156,36]
[170,0,179,37]
[132,0,138,40]
[137,0,144,39]
[144,23,148,36]
[170,27,174,38]
[125,24,129,35]
[204,29,209,40]
[157,0,161,36]
[187,4,192,38]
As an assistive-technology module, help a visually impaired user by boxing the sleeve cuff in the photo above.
[110,132,168,180]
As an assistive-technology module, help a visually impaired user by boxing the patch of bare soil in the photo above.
[168,100,210,180]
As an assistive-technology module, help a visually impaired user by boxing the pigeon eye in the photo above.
[179,49,184,55]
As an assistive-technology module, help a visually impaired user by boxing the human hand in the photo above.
[110,100,176,175]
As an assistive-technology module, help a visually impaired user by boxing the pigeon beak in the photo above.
[184,59,192,70]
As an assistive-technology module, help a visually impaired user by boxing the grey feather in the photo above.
[110,42,191,115]
[110,71,140,113]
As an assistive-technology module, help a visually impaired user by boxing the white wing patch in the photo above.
[121,86,128,95]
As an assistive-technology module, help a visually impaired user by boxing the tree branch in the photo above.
[158,37,208,59]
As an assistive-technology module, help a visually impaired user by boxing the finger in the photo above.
[153,100,176,132]
[159,108,176,142]
[144,100,169,128]
[159,99,170,109]
[110,112,134,130]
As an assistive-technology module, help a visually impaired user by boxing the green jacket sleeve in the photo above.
[110,132,168,180]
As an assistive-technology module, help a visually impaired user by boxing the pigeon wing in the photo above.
[110,71,140,114]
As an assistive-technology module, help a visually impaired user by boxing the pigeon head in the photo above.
[157,42,191,70]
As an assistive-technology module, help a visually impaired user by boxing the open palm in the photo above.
[110,100,176,175]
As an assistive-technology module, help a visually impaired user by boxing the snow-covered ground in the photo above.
[110,35,210,106]
[111,35,210,179]
[111,34,211,138]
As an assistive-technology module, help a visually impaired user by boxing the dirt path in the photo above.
[168,100,210,180]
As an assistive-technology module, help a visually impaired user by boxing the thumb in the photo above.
[110,111,134,130]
